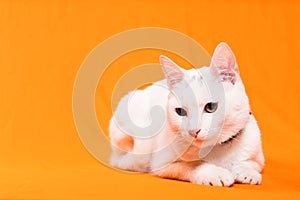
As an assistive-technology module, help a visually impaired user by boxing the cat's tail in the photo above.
[108,117,134,165]
[109,117,134,152]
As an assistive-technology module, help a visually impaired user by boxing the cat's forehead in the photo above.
[172,68,216,105]
[188,68,204,82]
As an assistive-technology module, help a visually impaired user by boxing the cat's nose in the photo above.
[188,129,201,138]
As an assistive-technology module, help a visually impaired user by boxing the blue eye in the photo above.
[204,102,218,113]
[175,108,187,116]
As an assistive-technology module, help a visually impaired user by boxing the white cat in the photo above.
[109,42,264,186]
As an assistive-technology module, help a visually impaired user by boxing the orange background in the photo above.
[0,0,300,199]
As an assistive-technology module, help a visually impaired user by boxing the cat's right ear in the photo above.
[210,42,239,84]
[160,55,185,88]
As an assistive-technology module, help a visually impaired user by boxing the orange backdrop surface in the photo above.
[0,0,300,199]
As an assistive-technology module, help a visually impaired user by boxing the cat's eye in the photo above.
[175,108,187,116]
[204,102,218,113]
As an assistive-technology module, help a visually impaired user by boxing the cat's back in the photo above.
[111,80,169,132]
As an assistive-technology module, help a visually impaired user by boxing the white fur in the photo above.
[109,42,264,186]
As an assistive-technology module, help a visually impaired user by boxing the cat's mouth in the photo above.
[182,130,212,145]
[188,129,201,138]
[193,133,208,143]
[195,134,207,141]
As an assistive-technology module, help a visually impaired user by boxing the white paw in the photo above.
[234,167,262,185]
[192,164,234,187]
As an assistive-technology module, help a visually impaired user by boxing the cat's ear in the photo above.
[160,55,185,88]
[210,42,239,84]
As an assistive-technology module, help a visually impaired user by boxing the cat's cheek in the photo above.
[200,117,214,137]
[167,109,185,130]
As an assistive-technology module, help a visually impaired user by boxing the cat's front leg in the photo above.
[152,161,234,187]
[151,160,201,182]
[230,143,264,185]
[231,160,263,185]
[191,163,234,186]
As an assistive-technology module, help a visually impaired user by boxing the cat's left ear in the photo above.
[160,55,185,88]
[210,42,239,84]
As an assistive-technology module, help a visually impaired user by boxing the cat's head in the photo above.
[160,42,250,147]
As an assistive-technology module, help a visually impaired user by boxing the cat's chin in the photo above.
[191,139,204,148]
[191,138,216,149]
[190,136,222,149]
[179,135,206,148]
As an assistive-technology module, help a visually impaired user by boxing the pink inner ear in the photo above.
[212,43,237,71]
[160,55,177,68]
[211,43,239,84]
[159,55,184,87]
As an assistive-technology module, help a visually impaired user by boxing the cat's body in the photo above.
[109,43,264,186]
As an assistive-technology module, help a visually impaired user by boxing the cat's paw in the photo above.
[233,167,262,185]
[192,164,234,187]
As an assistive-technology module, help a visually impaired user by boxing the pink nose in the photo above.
[188,129,201,138]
